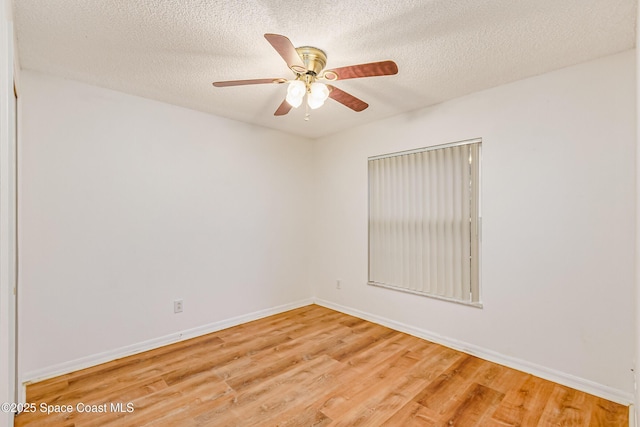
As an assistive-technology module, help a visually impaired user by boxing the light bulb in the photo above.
[286,80,305,108]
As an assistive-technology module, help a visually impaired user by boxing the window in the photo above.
[368,138,481,306]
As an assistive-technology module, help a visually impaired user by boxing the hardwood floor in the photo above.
[15,305,628,426]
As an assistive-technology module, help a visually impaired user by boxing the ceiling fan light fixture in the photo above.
[286,93,303,108]
[307,96,325,110]
[310,82,329,100]
[307,82,329,109]
[286,80,305,108]
[212,34,398,118]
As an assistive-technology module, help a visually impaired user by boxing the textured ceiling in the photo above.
[12,0,637,139]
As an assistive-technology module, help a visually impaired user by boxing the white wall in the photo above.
[0,0,18,425]
[18,71,314,380]
[16,48,636,408]
[311,50,636,401]
[636,0,639,419]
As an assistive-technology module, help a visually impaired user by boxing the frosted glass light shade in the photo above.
[307,82,329,109]
[307,96,325,109]
[310,82,329,100]
[286,80,305,108]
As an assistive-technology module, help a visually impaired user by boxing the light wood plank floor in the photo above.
[15,305,628,426]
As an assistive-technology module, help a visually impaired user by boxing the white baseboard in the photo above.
[314,298,634,406]
[20,297,633,408]
[21,298,314,389]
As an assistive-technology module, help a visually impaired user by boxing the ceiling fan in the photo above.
[213,34,398,118]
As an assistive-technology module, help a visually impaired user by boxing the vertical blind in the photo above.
[368,140,480,304]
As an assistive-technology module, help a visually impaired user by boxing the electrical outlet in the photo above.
[174,299,183,313]
[336,279,341,289]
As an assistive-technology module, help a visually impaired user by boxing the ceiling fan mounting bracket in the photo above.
[293,46,327,76]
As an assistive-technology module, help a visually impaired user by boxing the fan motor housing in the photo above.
[294,46,327,76]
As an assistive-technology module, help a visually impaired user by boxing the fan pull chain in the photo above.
[304,98,310,121]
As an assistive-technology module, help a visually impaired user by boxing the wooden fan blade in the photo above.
[324,60,398,81]
[327,85,368,112]
[274,99,293,116]
[213,78,286,87]
[264,34,306,72]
